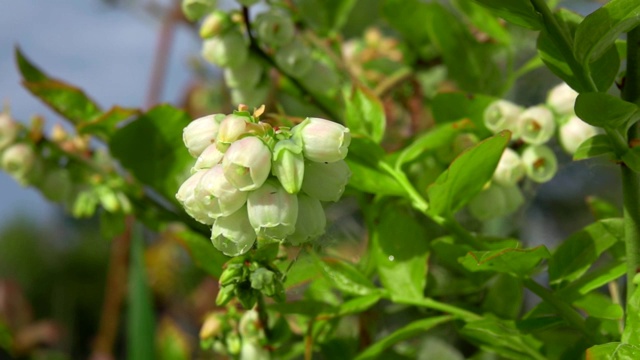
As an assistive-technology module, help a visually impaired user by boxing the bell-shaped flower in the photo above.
[222,136,271,191]
[247,180,298,240]
[216,114,249,152]
[176,170,212,224]
[517,106,556,145]
[301,160,350,202]
[483,100,522,138]
[547,82,578,116]
[192,143,224,173]
[493,148,525,186]
[202,29,248,68]
[196,164,248,218]
[559,115,598,154]
[0,113,19,151]
[183,114,224,157]
[287,194,325,245]
[272,139,304,194]
[211,205,256,256]
[521,145,558,183]
[1,143,37,186]
[295,118,350,163]
[224,55,263,89]
[253,11,295,48]
[275,40,313,77]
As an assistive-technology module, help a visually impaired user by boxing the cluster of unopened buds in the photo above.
[176,105,351,256]
[200,307,270,360]
[468,83,597,220]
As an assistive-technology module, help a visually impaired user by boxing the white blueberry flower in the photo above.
[202,29,248,68]
[253,11,295,48]
[295,117,350,163]
[222,136,271,191]
[192,143,225,173]
[272,139,304,194]
[183,114,224,157]
[483,100,522,138]
[196,164,248,218]
[517,106,556,145]
[547,82,578,116]
[493,148,525,186]
[301,160,350,202]
[216,114,249,152]
[211,205,257,256]
[224,56,263,89]
[247,180,298,240]
[559,115,598,154]
[0,113,19,151]
[521,145,558,183]
[287,193,325,245]
[1,143,36,186]
[176,170,212,224]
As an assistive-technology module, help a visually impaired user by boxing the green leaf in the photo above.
[427,131,510,216]
[269,300,335,317]
[333,293,382,317]
[586,342,640,360]
[587,196,622,220]
[343,84,386,143]
[346,137,405,196]
[575,93,639,130]
[16,48,103,125]
[110,105,192,201]
[354,316,453,360]
[372,204,430,301]
[77,106,140,139]
[482,274,523,319]
[622,147,640,173]
[573,134,616,161]
[622,279,640,343]
[548,218,624,285]
[176,229,228,279]
[280,254,319,288]
[471,0,542,29]
[295,0,357,33]
[453,0,511,44]
[395,120,474,167]
[380,0,432,45]
[574,0,640,65]
[312,253,379,297]
[460,318,544,360]
[459,246,550,278]
[573,292,623,320]
[127,223,156,360]
[431,92,496,135]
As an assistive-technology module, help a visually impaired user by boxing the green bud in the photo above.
[200,11,231,38]
[97,186,120,213]
[211,205,257,256]
[247,180,298,240]
[521,145,558,183]
[517,106,555,145]
[250,267,277,296]
[181,0,217,21]
[219,263,244,286]
[301,160,350,202]
[288,193,325,245]
[254,11,295,48]
[272,139,304,194]
[216,283,236,306]
[202,29,248,68]
[226,331,243,355]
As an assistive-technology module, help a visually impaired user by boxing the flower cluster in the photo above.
[469,83,596,221]
[176,107,351,256]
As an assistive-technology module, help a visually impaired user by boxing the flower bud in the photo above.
[222,136,271,191]
[559,115,598,154]
[272,139,304,194]
[0,113,19,151]
[211,205,257,256]
[300,160,350,202]
[547,82,578,116]
[216,114,249,152]
[183,114,224,157]
[247,180,298,240]
[468,183,507,221]
[226,331,242,356]
[250,268,277,297]
[253,11,295,48]
[483,100,522,137]
[193,143,224,173]
[493,148,525,186]
[197,164,248,218]
[288,194,325,245]
[521,145,558,183]
[240,341,270,360]
[517,106,556,145]
[295,118,350,163]
[176,170,212,224]
[224,56,263,89]
[1,143,36,186]
[200,11,231,39]
[275,40,313,77]
[202,29,248,68]
[181,0,217,21]
[230,82,270,109]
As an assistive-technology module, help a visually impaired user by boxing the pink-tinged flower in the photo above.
[196,164,248,218]
[301,160,350,202]
[287,194,325,245]
[183,114,224,157]
[216,114,249,152]
[211,205,256,256]
[222,136,272,191]
[192,143,225,173]
[247,180,298,240]
[295,117,350,163]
